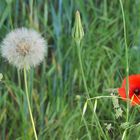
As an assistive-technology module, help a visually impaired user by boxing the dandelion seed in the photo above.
[1,27,46,69]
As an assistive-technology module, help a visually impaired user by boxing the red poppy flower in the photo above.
[118,74,140,105]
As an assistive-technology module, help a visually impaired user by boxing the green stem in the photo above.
[76,42,107,140]
[119,0,129,122]
[29,0,33,27]
[17,69,21,88]
[24,68,38,140]
[76,42,90,99]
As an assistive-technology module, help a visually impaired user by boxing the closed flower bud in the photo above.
[72,10,84,44]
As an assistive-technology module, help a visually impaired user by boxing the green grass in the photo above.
[1,0,140,139]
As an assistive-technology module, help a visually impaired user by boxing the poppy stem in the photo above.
[24,68,38,140]
[119,0,130,122]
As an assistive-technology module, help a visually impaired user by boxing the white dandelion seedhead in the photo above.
[1,27,46,69]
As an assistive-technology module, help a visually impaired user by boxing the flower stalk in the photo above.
[72,10,107,139]
[119,0,129,122]
[1,27,46,140]
[72,10,89,98]
[24,68,38,140]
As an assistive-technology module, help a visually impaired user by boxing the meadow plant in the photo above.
[1,27,46,140]
[72,10,90,115]
[72,11,89,98]
[72,11,107,139]
[1,0,140,139]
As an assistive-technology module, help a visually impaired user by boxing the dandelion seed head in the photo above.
[1,27,46,69]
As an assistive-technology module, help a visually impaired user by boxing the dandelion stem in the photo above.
[119,0,129,123]
[29,0,33,27]
[17,69,21,88]
[24,68,38,140]
[76,41,90,99]
[73,11,107,140]
[76,42,107,140]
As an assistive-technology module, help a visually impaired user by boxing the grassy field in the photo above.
[1,0,140,140]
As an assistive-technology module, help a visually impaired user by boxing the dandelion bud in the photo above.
[1,27,47,69]
[72,10,84,44]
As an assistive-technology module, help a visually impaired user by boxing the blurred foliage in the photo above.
[0,0,140,140]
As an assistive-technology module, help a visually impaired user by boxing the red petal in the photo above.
[118,74,140,106]
[131,95,140,105]
[118,87,126,99]
[121,75,140,89]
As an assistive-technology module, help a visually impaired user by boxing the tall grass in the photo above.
[0,0,140,139]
